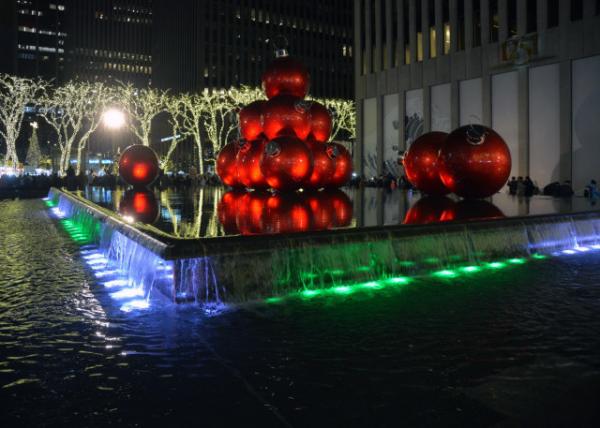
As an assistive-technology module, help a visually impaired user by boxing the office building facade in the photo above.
[153,0,354,99]
[354,0,600,192]
[0,0,67,81]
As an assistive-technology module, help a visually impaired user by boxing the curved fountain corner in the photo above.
[45,188,600,309]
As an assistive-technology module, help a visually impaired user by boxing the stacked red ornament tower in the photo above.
[216,50,353,191]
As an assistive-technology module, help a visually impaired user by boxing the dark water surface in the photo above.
[78,186,600,238]
[1,199,600,427]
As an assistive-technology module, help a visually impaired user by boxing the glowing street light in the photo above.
[102,108,126,130]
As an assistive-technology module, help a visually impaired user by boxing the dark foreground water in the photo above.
[1,199,600,427]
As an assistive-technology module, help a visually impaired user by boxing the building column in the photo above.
[354,0,363,153]
[385,0,393,69]
[482,75,492,126]
[423,85,431,132]
[449,0,458,53]
[517,0,527,35]
[409,0,417,63]
[377,95,384,175]
[434,0,444,55]
[480,0,490,45]
[558,0,571,58]
[354,0,363,83]
[398,0,405,65]
[559,61,572,183]
[422,0,430,59]
[518,68,529,176]
[583,0,596,17]
[498,0,508,42]
[355,99,364,176]
[465,0,474,49]
[374,0,382,72]
[365,0,372,74]
[536,0,548,32]
[450,80,459,129]
[398,90,406,151]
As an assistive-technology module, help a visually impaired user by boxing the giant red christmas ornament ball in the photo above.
[239,100,265,141]
[119,189,159,224]
[262,55,310,99]
[118,144,159,187]
[216,141,242,187]
[327,143,353,188]
[308,101,332,143]
[438,125,512,198]
[402,131,449,196]
[260,136,313,191]
[305,139,336,188]
[262,95,311,141]
[236,139,268,189]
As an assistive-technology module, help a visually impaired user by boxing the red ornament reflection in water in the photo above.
[119,189,159,224]
[438,125,511,198]
[218,189,353,235]
[439,199,505,222]
[403,131,450,196]
[118,145,159,187]
[403,196,456,225]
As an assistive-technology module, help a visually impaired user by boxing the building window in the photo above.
[571,0,583,21]
[416,0,423,61]
[507,0,517,37]
[473,0,481,47]
[404,0,411,64]
[489,0,499,42]
[392,0,399,66]
[429,0,436,58]
[457,0,465,50]
[526,0,537,33]
[381,0,387,69]
[548,0,559,27]
[443,1,450,54]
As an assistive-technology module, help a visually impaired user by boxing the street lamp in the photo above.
[102,108,126,130]
[101,108,126,165]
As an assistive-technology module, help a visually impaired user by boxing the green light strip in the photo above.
[267,253,548,304]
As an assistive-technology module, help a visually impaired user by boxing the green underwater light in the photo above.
[332,285,353,295]
[486,262,506,269]
[460,266,481,273]
[432,269,458,279]
[263,251,555,305]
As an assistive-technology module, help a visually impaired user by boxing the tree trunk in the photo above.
[76,145,84,175]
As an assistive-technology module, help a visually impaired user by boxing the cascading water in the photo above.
[46,188,600,307]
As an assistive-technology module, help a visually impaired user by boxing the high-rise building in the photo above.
[153,0,354,99]
[354,0,600,191]
[0,0,153,86]
[64,0,153,86]
[0,0,67,81]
